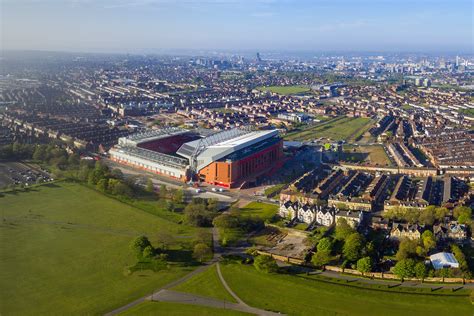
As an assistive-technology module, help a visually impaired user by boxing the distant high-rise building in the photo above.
[256,52,262,62]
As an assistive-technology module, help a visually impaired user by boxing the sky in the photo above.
[1,0,473,54]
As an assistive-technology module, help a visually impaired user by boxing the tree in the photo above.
[173,188,184,203]
[335,218,355,241]
[159,184,168,199]
[434,207,449,221]
[142,245,155,259]
[156,231,175,251]
[421,230,436,251]
[395,238,418,261]
[343,233,365,262]
[414,262,427,280]
[393,258,416,279]
[193,243,212,262]
[184,202,215,227]
[112,181,133,197]
[96,178,108,192]
[453,206,472,225]
[311,250,331,268]
[451,244,469,272]
[316,237,333,253]
[130,236,152,259]
[78,165,91,181]
[418,206,436,225]
[212,213,239,229]
[166,200,176,212]
[67,153,80,166]
[145,178,154,193]
[111,168,123,179]
[32,145,46,161]
[207,198,219,212]
[254,255,278,273]
[356,257,372,274]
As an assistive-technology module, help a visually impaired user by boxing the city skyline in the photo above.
[2,0,473,53]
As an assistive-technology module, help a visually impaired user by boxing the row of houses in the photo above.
[279,201,364,228]
[387,221,468,243]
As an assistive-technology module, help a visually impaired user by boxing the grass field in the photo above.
[119,301,250,316]
[285,116,373,141]
[172,265,237,302]
[239,202,279,221]
[343,145,393,166]
[220,263,473,316]
[0,182,204,315]
[257,85,310,95]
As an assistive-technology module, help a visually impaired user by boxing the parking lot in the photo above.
[0,161,53,188]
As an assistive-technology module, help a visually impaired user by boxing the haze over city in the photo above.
[2,0,473,53]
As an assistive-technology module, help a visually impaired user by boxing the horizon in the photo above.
[2,0,473,54]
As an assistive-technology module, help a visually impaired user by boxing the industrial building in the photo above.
[109,127,283,188]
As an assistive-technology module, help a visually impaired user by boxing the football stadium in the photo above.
[109,127,283,188]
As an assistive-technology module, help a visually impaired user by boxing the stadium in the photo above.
[109,127,284,188]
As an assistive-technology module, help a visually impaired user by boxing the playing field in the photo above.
[220,263,473,316]
[257,85,310,95]
[343,145,393,166]
[285,116,373,141]
[0,182,203,315]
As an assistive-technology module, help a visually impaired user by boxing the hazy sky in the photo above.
[2,0,473,53]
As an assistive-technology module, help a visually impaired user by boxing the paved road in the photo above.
[104,264,214,316]
[152,289,282,316]
[103,158,277,206]
[105,225,284,316]
[216,262,247,306]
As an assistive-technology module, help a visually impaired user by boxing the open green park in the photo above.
[284,116,373,141]
[257,85,311,95]
[218,263,473,316]
[1,182,472,316]
[121,260,473,316]
[0,181,204,315]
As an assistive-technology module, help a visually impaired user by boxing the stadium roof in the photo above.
[429,252,459,270]
[119,127,190,146]
[110,146,188,168]
[177,128,279,171]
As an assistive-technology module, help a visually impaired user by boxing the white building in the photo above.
[429,252,460,270]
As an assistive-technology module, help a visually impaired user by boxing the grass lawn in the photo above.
[119,301,250,316]
[239,201,279,222]
[0,182,204,315]
[220,263,473,316]
[343,145,393,166]
[172,264,236,302]
[293,223,309,231]
[285,116,373,141]
[263,183,286,198]
[257,85,310,95]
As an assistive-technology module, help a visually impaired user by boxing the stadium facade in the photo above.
[109,127,283,188]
